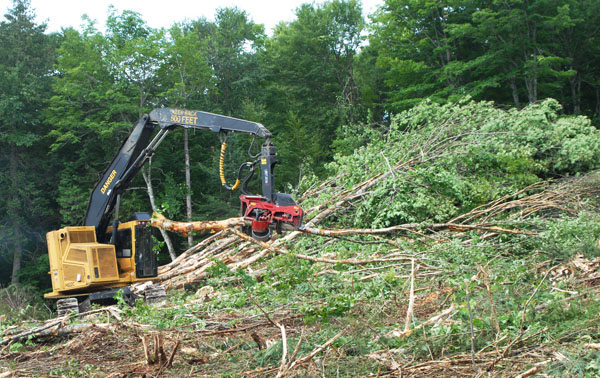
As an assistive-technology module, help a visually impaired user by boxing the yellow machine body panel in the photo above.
[44,220,155,299]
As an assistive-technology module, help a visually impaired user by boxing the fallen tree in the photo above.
[151,213,249,236]
[148,173,592,290]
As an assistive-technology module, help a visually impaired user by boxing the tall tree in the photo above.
[161,21,213,247]
[262,0,365,183]
[46,10,181,260]
[369,0,474,111]
[0,0,56,284]
[467,0,575,106]
[192,7,265,116]
[179,9,273,220]
[369,0,587,112]
[546,0,600,114]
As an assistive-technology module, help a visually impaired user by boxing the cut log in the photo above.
[151,213,249,236]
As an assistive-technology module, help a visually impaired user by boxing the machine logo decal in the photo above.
[101,169,117,194]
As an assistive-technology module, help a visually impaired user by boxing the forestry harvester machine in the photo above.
[44,109,303,309]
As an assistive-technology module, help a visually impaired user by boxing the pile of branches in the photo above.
[142,168,599,376]
[2,185,597,377]
[149,100,600,290]
[150,174,596,290]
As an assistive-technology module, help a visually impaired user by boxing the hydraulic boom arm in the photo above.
[84,109,295,242]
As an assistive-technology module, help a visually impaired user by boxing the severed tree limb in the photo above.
[156,333,167,366]
[514,365,543,378]
[404,259,416,332]
[289,328,305,363]
[158,231,230,274]
[388,303,457,338]
[156,235,239,281]
[1,323,113,346]
[152,214,534,247]
[300,223,536,237]
[149,211,530,291]
[141,335,151,365]
[165,335,181,369]
[1,306,121,345]
[514,360,551,378]
[277,324,288,377]
[151,213,250,236]
[464,279,478,374]
[34,323,113,337]
[282,329,347,376]
[228,228,415,266]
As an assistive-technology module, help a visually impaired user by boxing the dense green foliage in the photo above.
[314,99,600,227]
[368,0,600,115]
[1,0,600,298]
[0,0,57,286]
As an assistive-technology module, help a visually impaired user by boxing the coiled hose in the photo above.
[219,140,240,191]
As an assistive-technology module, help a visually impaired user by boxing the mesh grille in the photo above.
[96,247,118,280]
[70,230,95,243]
[66,248,86,263]
[63,264,85,283]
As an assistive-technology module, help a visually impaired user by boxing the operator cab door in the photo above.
[134,224,156,278]
[113,218,157,279]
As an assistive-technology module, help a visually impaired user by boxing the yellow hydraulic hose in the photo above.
[219,140,240,191]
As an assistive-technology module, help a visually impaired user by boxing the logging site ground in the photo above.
[2,100,600,377]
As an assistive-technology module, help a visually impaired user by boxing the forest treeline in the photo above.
[1,0,599,289]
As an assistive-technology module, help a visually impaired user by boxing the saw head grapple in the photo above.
[240,193,303,241]
[219,134,304,240]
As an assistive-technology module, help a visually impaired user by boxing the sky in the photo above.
[0,0,383,35]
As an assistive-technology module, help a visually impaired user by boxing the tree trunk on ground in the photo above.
[151,213,248,234]
[184,128,193,248]
[142,164,176,261]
